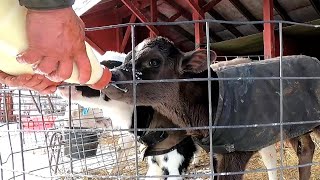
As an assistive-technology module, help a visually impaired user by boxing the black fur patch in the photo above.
[151,156,159,166]
[163,155,168,162]
[100,60,123,69]
[176,137,197,175]
[162,167,169,180]
[131,106,154,137]
[75,86,100,97]
[103,95,110,101]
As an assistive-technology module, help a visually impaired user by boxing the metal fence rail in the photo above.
[0,19,320,180]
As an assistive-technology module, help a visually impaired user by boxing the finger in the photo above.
[3,76,18,87]
[41,85,58,95]
[75,51,92,84]
[29,78,53,92]
[35,57,58,75]
[89,68,111,90]
[15,74,33,87]
[16,48,43,65]
[48,58,73,82]
[25,75,44,88]
[0,71,12,84]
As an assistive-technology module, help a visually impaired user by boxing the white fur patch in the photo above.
[146,150,185,180]
[136,40,147,52]
[101,51,126,63]
[259,145,278,180]
[57,87,133,129]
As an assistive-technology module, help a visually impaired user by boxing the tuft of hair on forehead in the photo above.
[124,36,182,64]
[134,36,181,57]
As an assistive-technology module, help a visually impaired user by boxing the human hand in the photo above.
[16,7,91,84]
[0,71,60,94]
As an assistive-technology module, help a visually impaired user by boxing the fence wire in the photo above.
[0,19,320,180]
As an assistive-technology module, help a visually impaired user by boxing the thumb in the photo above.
[16,48,43,65]
[75,51,92,84]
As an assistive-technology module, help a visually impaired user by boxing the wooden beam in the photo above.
[121,0,159,35]
[163,0,193,20]
[162,0,222,42]
[263,0,276,59]
[309,0,320,16]
[158,13,195,42]
[121,14,137,52]
[187,0,205,19]
[85,36,104,54]
[168,12,182,21]
[118,0,150,18]
[197,0,243,38]
[207,9,244,37]
[203,0,223,12]
[274,0,293,21]
[150,0,158,37]
[229,0,263,31]
[191,0,205,47]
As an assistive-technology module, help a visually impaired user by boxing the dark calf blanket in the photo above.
[201,55,320,153]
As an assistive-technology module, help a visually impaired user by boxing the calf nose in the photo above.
[111,71,119,82]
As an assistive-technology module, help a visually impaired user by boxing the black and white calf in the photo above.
[103,37,320,180]
[57,51,203,179]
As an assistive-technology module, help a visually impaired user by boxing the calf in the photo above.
[57,51,203,179]
[103,36,320,179]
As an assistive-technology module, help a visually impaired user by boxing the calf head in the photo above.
[103,36,217,105]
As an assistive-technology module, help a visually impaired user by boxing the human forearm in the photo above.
[18,0,75,10]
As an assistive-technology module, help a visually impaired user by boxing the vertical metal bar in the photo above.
[77,105,88,174]
[17,90,25,180]
[110,124,121,177]
[37,95,53,178]
[29,91,41,114]
[0,153,3,180]
[278,22,284,180]
[131,25,139,179]
[68,87,74,176]
[206,22,214,180]
[46,96,55,113]
[3,92,15,179]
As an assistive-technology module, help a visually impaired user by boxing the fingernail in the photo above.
[16,54,25,63]
[25,75,32,81]
[37,76,44,80]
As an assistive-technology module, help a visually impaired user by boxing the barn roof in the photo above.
[79,0,320,57]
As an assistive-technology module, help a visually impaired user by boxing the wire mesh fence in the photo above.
[0,19,320,180]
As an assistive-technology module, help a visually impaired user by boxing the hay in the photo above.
[85,134,320,179]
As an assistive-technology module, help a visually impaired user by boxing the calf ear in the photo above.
[100,60,123,69]
[180,49,217,73]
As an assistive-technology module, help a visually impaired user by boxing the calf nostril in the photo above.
[111,73,118,82]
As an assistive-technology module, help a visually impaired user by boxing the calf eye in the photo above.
[149,59,161,68]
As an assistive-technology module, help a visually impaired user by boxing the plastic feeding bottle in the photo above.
[0,0,106,85]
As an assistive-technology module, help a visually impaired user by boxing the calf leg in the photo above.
[289,134,315,180]
[259,145,277,180]
[146,156,163,180]
[216,151,255,180]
